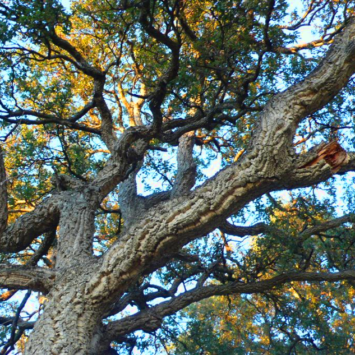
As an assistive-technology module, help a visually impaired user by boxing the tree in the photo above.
[1,0,355,353]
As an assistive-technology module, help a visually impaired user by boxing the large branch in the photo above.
[85,18,355,303]
[86,150,355,304]
[0,148,60,254]
[0,194,60,253]
[104,269,355,342]
[254,17,355,150]
[0,265,56,293]
[93,79,118,151]
[87,147,355,303]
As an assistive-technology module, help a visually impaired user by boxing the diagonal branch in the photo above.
[0,195,60,253]
[86,148,355,305]
[220,213,355,242]
[300,214,355,237]
[260,17,355,140]
[50,31,104,79]
[0,147,60,253]
[219,221,283,237]
[0,265,56,293]
[46,30,117,149]
[104,269,355,342]
[86,17,355,304]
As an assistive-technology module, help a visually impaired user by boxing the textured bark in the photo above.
[0,265,55,293]
[117,164,146,229]
[84,16,355,307]
[171,132,196,197]
[0,195,61,253]
[24,267,105,355]
[0,146,8,237]
[55,192,96,269]
[1,15,355,355]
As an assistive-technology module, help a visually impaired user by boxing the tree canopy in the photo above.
[1,0,355,354]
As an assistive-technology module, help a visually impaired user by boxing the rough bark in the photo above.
[0,146,8,237]
[55,192,96,269]
[0,265,55,293]
[171,132,196,197]
[24,266,105,355]
[0,195,61,253]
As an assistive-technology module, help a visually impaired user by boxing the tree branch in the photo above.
[219,221,283,237]
[85,17,355,306]
[139,0,180,132]
[104,270,355,342]
[0,195,60,253]
[0,109,100,135]
[0,317,34,330]
[299,213,355,242]
[0,148,60,253]
[94,79,118,151]
[86,144,355,305]
[0,265,56,293]
[91,129,150,199]
[0,146,8,237]
[50,31,104,79]
[257,17,355,145]
[171,132,196,197]
[117,162,146,229]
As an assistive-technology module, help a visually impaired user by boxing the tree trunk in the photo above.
[25,268,109,355]
[24,193,109,355]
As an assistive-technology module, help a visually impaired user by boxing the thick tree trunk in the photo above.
[24,193,108,355]
[25,274,106,355]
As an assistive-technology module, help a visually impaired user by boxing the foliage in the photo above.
[166,192,355,354]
